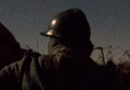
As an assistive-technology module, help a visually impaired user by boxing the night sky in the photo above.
[0,0,130,54]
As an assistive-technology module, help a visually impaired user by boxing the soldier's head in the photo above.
[41,8,93,56]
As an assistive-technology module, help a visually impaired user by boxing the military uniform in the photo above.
[0,51,122,90]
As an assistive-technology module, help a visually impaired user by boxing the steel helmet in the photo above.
[40,8,91,44]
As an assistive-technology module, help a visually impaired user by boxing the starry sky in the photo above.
[0,0,130,54]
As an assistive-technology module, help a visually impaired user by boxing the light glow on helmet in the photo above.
[51,19,56,26]
[47,29,53,36]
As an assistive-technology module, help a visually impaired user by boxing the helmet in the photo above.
[40,8,91,44]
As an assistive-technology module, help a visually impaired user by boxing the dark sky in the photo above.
[0,0,130,54]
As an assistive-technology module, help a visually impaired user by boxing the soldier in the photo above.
[0,23,26,69]
[0,8,122,90]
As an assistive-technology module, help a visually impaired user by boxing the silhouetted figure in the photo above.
[0,23,26,69]
[0,8,128,90]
